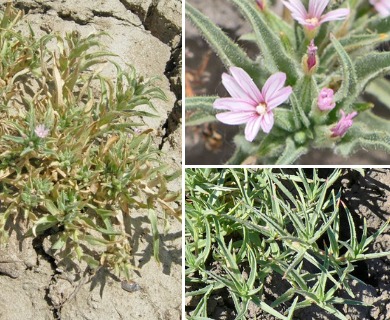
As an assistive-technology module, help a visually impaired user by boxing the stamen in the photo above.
[256,103,267,115]
[305,17,319,28]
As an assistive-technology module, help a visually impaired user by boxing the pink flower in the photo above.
[34,124,49,138]
[370,0,390,17]
[213,67,292,142]
[307,40,318,71]
[331,110,357,137]
[282,0,350,31]
[318,88,335,111]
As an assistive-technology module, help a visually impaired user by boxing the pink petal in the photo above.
[230,67,264,103]
[222,73,251,101]
[283,0,308,23]
[309,0,329,18]
[245,116,263,141]
[348,111,358,120]
[320,8,350,23]
[260,111,274,133]
[213,98,256,111]
[262,72,287,102]
[267,86,293,110]
[216,111,256,125]
[373,2,390,17]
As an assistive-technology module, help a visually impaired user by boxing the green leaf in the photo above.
[185,97,219,126]
[355,52,390,91]
[365,77,390,109]
[185,3,255,73]
[289,91,309,128]
[321,33,390,69]
[366,15,390,34]
[229,0,299,84]
[330,34,357,109]
[273,109,297,132]
[227,134,258,165]
[295,75,317,114]
[44,199,62,216]
[30,215,59,237]
[185,96,218,112]
[255,301,288,320]
[51,235,67,250]
[275,138,308,164]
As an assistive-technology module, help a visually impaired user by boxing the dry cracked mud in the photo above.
[0,0,182,319]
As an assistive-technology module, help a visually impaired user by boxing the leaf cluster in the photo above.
[0,3,181,279]
[185,168,390,319]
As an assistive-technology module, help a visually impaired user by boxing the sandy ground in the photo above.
[0,1,182,319]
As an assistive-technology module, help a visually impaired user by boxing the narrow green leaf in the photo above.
[273,109,297,132]
[321,33,390,69]
[365,78,390,110]
[330,34,357,109]
[295,75,317,114]
[43,199,62,216]
[229,0,299,84]
[186,112,216,126]
[185,96,218,112]
[186,3,255,73]
[275,138,308,165]
[355,52,390,90]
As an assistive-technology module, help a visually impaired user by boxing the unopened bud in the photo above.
[302,40,318,75]
[256,0,265,10]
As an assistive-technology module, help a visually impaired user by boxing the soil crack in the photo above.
[159,37,182,150]
[91,9,143,27]
[32,234,62,320]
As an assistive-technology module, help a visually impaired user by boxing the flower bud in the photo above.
[256,0,265,10]
[331,110,358,137]
[318,88,336,111]
[302,40,318,75]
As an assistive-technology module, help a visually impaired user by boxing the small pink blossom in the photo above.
[256,0,265,10]
[34,124,49,138]
[370,0,390,17]
[282,0,350,31]
[318,88,335,111]
[307,40,318,71]
[213,67,292,142]
[331,110,357,137]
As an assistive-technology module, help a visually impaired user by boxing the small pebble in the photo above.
[121,280,141,292]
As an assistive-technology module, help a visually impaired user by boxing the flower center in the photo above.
[256,103,267,115]
[305,17,319,28]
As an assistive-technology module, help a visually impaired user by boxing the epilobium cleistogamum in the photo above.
[0,3,181,281]
[185,168,390,319]
[186,0,390,164]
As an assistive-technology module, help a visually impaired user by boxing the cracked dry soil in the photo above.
[0,0,182,319]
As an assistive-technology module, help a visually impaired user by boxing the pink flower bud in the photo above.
[331,110,358,137]
[318,88,336,111]
[307,40,317,71]
[256,0,265,10]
